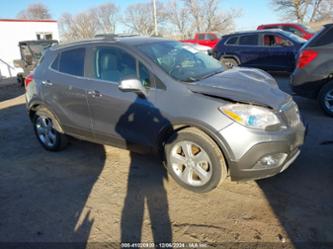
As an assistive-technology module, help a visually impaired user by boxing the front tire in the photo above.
[318,81,333,117]
[33,108,68,151]
[164,127,227,193]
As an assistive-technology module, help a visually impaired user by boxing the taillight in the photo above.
[25,74,33,88]
[297,50,318,69]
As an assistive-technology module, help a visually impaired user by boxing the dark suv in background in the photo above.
[211,30,305,72]
[291,23,333,116]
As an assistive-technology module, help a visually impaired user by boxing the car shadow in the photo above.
[256,75,333,248]
[0,83,25,102]
[0,103,106,247]
[116,96,173,244]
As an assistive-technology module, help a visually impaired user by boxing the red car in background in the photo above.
[180,32,221,48]
[257,23,315,40]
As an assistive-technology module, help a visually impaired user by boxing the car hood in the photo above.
[188,67,291,110]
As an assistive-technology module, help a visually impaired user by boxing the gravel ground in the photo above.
[0,76,332,249]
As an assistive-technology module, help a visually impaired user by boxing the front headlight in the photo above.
[220,104,282,130]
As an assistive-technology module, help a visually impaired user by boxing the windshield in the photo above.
[299,24,315,34]
[137,41,224,82]
[283,32,307,43]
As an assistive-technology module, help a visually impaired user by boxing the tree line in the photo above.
[16,0,333,42]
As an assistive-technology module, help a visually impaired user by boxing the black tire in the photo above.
[33,108,68,151]
[220,57,238,69]
[318,81,333,117]
[164,127,227,193]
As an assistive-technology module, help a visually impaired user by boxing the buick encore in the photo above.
[25,36,305,192]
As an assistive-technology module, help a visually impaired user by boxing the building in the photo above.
[0,19,59,78]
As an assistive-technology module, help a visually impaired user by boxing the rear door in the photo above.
[85,45,160,151]
[237,33,269,68]
[42,47,93,138]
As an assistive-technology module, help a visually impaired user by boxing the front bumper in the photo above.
[217,121,306,181]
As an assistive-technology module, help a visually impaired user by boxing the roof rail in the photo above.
[94,33,138,40]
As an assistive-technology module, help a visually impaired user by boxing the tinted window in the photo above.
[263,34,292,47]
[198,34,205,40]
[59,48,85,76]
[312,28,333,47]
[239,35,258,45]
[205,34,216,41]
[226,36,238,45]
[95,47,136,83]
[51,54,60,70]
[282,26,302,36]
[262,26,278,30]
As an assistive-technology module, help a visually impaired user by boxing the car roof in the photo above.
[259,23,301,26]
[224,29,289,37]
[50,36,172,51]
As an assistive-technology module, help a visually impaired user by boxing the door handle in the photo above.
[88,90,102,98]
[41,80,53,86]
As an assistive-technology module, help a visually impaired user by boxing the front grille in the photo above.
[280,101,301,128]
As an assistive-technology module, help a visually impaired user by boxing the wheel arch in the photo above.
[219,54,241,65]
[28,101,65,134]
[157,121,233,169]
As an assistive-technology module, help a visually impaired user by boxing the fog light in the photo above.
[254,153,288,169]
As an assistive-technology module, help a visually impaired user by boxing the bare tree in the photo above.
[165,0,191,38]
[59,3,118,42]
[91,3,119,34]
[182,0,240,34]
[122,1,166,36]
[17,3,51,20]
[59,11,98,41]
[272,0,333,24]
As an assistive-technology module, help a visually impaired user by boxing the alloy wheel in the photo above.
[169,141,213,187]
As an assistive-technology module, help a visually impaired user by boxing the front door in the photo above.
[86,46,160,151]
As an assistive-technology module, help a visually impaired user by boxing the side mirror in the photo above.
[119,79,147,96]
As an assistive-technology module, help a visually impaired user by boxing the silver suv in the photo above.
[25,36,305,192]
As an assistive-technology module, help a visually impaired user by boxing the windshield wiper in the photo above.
[182,76,199,82]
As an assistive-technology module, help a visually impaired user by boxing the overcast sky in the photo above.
[0,0,281,31]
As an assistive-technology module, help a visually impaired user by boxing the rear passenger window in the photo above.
[226,36,238,45]
[59,48,85,76]
[239,35,258,45]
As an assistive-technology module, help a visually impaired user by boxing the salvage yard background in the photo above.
[0,75,332,248]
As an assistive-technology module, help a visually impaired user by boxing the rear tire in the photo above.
[318,81,333,117]
[220,57,238,69]
[164,127,227,193]
[33,108,68,151]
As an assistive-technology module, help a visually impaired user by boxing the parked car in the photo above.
[180,32,221,48]
[185,43,211,54]
[291,23,333,116]
[13,40,58,86]
[257,23,315,40]
[211,29,306,72]
[25,36,305,192]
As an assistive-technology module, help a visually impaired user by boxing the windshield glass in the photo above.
[299,24,315,34]
[283,32,307,43]
[137,41,224,82]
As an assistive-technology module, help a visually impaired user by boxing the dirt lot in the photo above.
[0,76,332,248]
